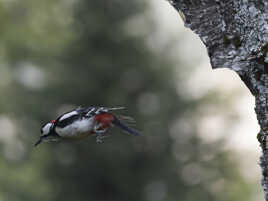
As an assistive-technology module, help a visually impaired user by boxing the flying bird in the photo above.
[35,106,140,146]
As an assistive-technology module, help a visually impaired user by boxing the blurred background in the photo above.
[0,0,263,200]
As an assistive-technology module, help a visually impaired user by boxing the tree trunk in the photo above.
[166,0,268,200]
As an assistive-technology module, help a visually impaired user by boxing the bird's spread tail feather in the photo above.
[112,117,141,136]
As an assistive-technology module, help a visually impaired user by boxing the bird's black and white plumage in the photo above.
[35,106,140,146]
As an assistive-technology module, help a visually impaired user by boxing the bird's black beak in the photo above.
[34,136,44,147]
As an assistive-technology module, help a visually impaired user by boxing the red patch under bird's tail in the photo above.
[94,113,141,136]
[94,113,115,130]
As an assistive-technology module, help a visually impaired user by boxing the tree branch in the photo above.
[166,0,268,199]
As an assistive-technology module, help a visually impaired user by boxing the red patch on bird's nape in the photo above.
[50,120,56,123]
[94,113,114,129]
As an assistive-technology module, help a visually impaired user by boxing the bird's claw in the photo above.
[96,134,105,144]
[95,132,111,144]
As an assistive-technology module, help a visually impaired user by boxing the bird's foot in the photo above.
[95,133,111,144]
[96,134,105,144]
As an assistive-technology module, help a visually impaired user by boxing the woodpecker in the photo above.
[35,106,141,146]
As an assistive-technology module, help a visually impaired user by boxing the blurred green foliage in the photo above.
[0,0,257,201]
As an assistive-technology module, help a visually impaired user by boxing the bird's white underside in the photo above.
[55,117,95,138]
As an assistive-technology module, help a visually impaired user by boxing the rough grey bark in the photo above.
[166,0,268,200]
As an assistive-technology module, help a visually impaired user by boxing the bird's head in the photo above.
[41,120,55,135]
